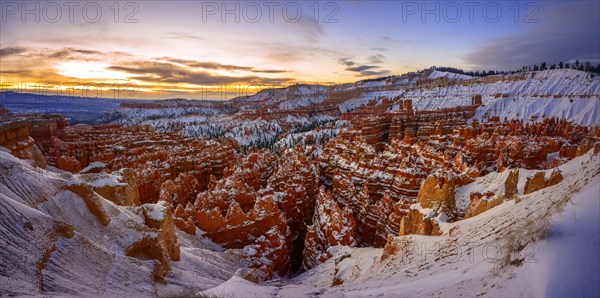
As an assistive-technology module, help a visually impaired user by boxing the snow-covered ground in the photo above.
[4,69,599,128]
[473,96,599,126]
[343,69,600,126]
[197,151,599,297]
[96,69,600,149]
[3,146,597,297]
[428,70,472,80]
[0,150,245,296]
[2,68,599,296]
[406,69,600,126]
[180,115,337,149]
[493,176,599,297]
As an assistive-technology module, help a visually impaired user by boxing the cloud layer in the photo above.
[337,56,390,77]
[0,47,296,91]
[464,2,600,70]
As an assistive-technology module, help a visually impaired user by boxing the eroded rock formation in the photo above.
[0,120,47,168]
[399,204,442,236]
[268,146,319,270]
[464,192,504,218]
[504,169,519,199]
[318,117,586,246]
[34,123,237,204]
[127,201,180,281]
[302,187,356,270]
[524,169,564,194]
[416,175,457,220]
[2,103,590,280]
[78,168,140,206]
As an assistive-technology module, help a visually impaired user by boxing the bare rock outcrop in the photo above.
[78,168,140,206]
[504,169,519,199]
[159,172,200,208]
[524,172,546,194]
[38,123,236,205]
[243,225,290,279]
[524,169,564,195]
[546,169,564,187]
[399,204,442,236]
[0,120,47,168]
[268,145,318,270]
[126,201,181,282]
[464,192,504,218]
[140,201,180,261]
[302,187,356,270]
[416,175,457,220]
[174,202,197,235]
[65,184,111,226]
[194,167,292,277]
[576,127,600,156]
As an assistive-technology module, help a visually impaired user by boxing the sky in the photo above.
[0,0,599,99]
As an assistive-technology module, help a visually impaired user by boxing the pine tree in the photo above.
[559,62,564,69]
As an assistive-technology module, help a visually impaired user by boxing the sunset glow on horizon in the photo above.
[1,0,599,99]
